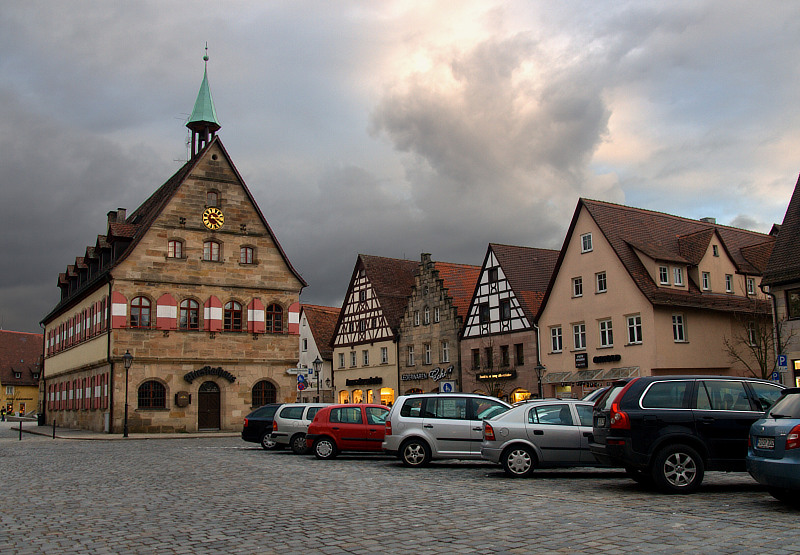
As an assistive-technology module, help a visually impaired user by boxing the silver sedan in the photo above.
[481,399,599,477]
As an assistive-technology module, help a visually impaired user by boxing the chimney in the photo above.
[700,217,716,224]
[107,210,117,226]
[117,208,127,222]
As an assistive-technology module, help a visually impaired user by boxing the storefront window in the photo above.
[554,385,575,399]
[380,388,395,406]
[367,389,374,404]
[511,388,531,404]
[338,390,350,404]
[353,389,364,403]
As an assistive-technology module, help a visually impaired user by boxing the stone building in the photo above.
[40,58,305,433]
[460,244,559,402]
[761,174,800,387]
[331,255,417,405]
[0,330,42,417]
[397,254,480,394]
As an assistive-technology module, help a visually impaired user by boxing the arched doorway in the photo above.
[198,381,221,430]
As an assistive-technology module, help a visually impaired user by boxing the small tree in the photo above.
[723,294,796,380]
[467,337,515,399]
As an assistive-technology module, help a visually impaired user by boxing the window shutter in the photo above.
[203,296,223,332]
[156,293,178,330]
[247,298,265,333]
[288,302,301,335]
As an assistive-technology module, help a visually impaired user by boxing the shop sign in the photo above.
[575,353,588,369]
[345,376,383,386]
[401,372,429,381]
[184,366,236,384]
[401,365,455,382]
[477,370,517,381]
[593,354,621,364]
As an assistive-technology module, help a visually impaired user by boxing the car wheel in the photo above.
[290,433,308,455]
[651,444,704,494]
[260,433,279,451]
[501,446,536,478]
[313,437,338,460]
[624,466,653,485]
[400,439,431,467]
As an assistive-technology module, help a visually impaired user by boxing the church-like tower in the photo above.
[187,48,221,157]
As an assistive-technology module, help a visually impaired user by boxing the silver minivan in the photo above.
[382,393,510,466]
[271,403,331,454]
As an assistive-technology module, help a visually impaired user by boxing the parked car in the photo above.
[382,393,511,467]
[481,399,599,477]
[271,403,331,454]
[581,387,609,403]
[305,404,390,459]
[747,387,800,505]
[591,375,785,493]
[241,403,283,450]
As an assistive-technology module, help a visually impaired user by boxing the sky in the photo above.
[2,1,800,334]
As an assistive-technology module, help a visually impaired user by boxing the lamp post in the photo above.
[312,356,323,402]
[122,350,133,437]
[533,363,545,399]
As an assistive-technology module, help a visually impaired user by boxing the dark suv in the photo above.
[591,376,784,493]
[241,403,283,450]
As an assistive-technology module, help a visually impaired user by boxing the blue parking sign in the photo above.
[771,371,781,382]
[777,354,788,370]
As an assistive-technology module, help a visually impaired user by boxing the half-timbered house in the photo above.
[460,244,559,402]
[331,255,417,405]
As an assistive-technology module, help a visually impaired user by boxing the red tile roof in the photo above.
[434,262,481,319]
[489,243,560,321]
[763,174,800,286]
[0,330,43,387]
[301,304,341,360]
[358,255,419,331]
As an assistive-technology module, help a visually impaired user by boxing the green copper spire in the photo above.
[188,45,220,129]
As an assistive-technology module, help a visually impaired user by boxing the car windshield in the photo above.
[767,393,800,419]
[596,383,627,411]
[250,405,278,418]
[477,404,510,420]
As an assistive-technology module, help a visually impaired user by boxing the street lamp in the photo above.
[312,356,323,402]
[122,350,133,438]
[533,363,545,399]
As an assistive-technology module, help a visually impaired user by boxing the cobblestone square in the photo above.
[1,428,798,554]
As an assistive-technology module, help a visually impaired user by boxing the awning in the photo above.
[542,371,572,384]
[601,367,641,380]
[564,369,605,383]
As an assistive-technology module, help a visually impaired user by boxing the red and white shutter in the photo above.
[94,376,101,409]
[288,302,301,335]
[156,293,178,330]
[102,373,109,409]
[83,378,89,410]
[247,298,265,334]
[111,292,128,329]
[204,296,223,332]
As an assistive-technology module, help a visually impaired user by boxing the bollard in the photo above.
[19,420,22,440]
[53,420,56,439]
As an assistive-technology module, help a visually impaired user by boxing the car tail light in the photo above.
[272,421,278,432]
[787,424,800,450]
[243,418,249,427]
[609,379,638,430]
[385,420,392,436]
[484,423,495,441]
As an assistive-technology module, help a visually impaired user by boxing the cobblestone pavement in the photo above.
[1,428,798,554]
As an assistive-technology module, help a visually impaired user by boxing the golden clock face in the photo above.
[202,207,224,230]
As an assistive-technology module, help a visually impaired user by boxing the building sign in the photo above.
[477,370,517,381]
[345,376,383,386]
[593,354,621,364]
[575,353,588,369]
[401,365,455,382]
[184,366,236,384]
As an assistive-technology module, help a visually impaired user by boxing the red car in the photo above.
[305,404,390,459]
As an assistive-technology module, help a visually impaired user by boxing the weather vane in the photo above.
[204,42,209,63]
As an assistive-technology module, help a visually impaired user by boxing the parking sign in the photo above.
[777,354,788,371]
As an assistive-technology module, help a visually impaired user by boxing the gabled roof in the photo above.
[489,243,559,322]
[0,330,42,387]
[358,255,419,332]
[434,262,481,319]
[537,198,775,319]
[301,304,341,360]
[42,137,305,324]
[763,174,800,287]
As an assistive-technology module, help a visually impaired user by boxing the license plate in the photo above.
[597,416,606,427]
[756,437,775,450]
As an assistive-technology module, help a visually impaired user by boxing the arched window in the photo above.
[130,297,151,328]
[179,299,200,330]
[224,301,243,331]
[138,380,166,409]
[203,241,220,262]
[265,304,283,333]
[240,246,254,264]
[168,239,183,258]
[206,191,219,207]
[252,380,277,406]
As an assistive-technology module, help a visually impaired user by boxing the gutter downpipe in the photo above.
[533,321,544,398]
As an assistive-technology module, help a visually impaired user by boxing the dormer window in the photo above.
[14,372,21,379]
[659,266,669,285]
[581,233,593,253]
[746,277,756,295]
[725,274,733,293]
[673,267,684,286]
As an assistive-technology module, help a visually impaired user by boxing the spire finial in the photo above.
[203,42,209,64]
